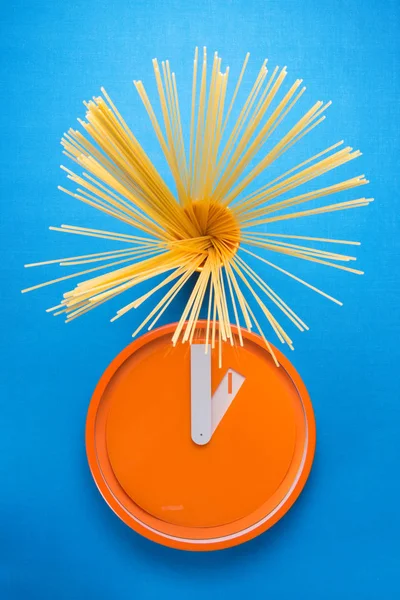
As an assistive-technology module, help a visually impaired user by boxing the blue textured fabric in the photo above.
[1,0,399,598]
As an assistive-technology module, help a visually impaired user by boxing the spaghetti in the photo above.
[23,48,372,366]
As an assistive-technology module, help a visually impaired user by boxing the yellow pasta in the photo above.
[22,48,372,362]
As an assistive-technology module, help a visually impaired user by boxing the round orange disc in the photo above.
[86,322,316,551]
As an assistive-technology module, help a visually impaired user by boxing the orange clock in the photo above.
[86,321,315,551]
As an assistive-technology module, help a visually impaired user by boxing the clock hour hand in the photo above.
[190,344,245,445]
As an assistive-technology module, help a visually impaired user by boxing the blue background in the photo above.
[1,0,399,598]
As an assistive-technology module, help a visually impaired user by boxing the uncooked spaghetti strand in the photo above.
[49,225,157,245]
[209,256,227,342]
[100,85,172,188]
[148,267,198,332]
[210,254,225,342]
[92,94,178,208]
[224,261,252,331]
[214,60,269,186]
[59,276,138,312]
[242,197,373,229]
[24,245,151,268]
[247,232,360,246]
[243,234,357,262]
[169,60,189,192]
[228,261,281,362]
[77,165,177,236]
[220,60,270,166]
[202,57,224,199]
[211,280,217,349]
[242,240,354,263]
[223,100,330,205]
[240,295,280,366]
[61,163,163,229]
[62,147,161,220]
[214,67,293,198]
[64,265,168,319]
[273,120,328,168]
[213,61,271,187]
[58,224,158,242]
[235,255,307,331]
[105,263,182,309]
[162,61,179,157]
[64,293,123,323]
[59,244,162,267]
[64,285,133,320]
[198,52,220,200]
[189,47,199,193]
[247,84,307,163]
[242,237,365,274]
[238,175,368,222]
[234,150,364,217]
[134,79,185,197]
[83,99,187,229]
[82,124,187,237]
[172,262,211,345]
[93,257,190,306]
[185,261,212,343]
[210,254,228,341]
[215,75,304,200]
[226,114,327,206]
[232,144,353,213]
[57,185,157,236]
[171,71,190,193]
[68,152,177,235]
[73,166,194,240]
[219,268,234,344]
[58,248,173,308]
[80,107,167,211]
[184,260,211,341]
[73,184,168,235]
[62,258,175,319]
[231,259,293,347]
[204,281,213,351]
[76,250,194,302]
[246,65,280,131]
[163,61,189,199]
[75,254,197,319]
[72,264,191,322]
[211,245,231,342]
[224,266,244,346]
[55,225,210,257]
[112,264,190,319]
[209,68,229,187]
[63,255,182,323]
[99,88,175,202]
[59,172,169,240]
[62,129,137,196]
[236,141,344,207]
[211,239,236,342]
[65,248,181,298]
[192,47,208,199]
[218,61,270,176]
[21,246,167,294]
[221,52,250,136]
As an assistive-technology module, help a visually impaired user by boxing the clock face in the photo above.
[86,322,315,551]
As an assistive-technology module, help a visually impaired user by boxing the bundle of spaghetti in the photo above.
[23,48,372,366]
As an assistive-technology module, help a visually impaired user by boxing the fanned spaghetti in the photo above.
[23,48,372,366]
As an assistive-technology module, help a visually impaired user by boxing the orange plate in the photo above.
[86,322,316,551]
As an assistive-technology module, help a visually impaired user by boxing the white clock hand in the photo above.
[190,344,245,445]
